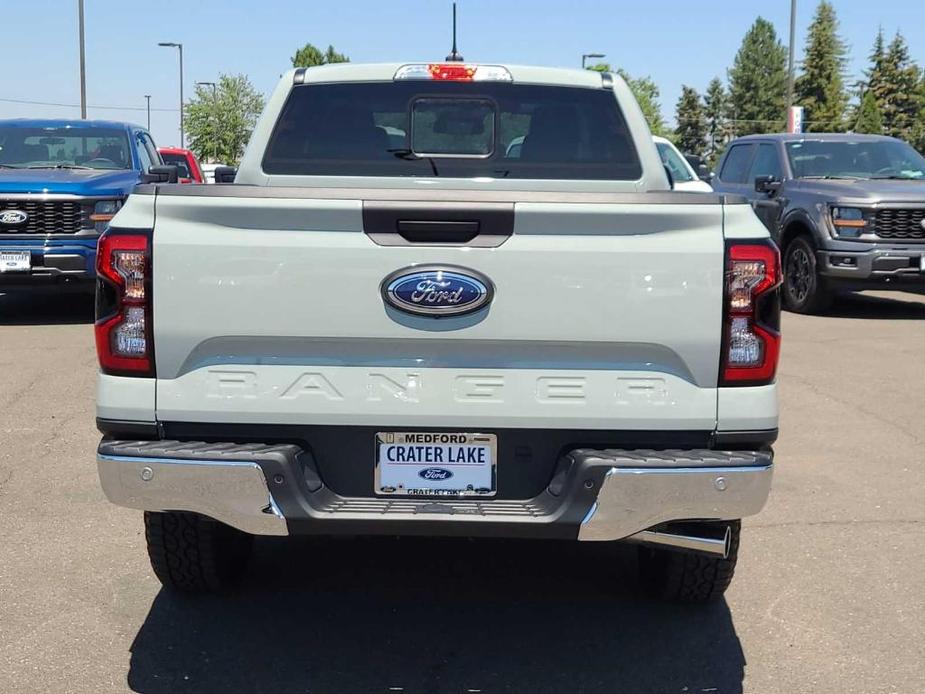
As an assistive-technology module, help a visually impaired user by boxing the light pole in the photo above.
[144,95,151,130]
[78,0,86,118]
[158,42,184,147]
[582,53,605,69]
[786,0,797,112]
[196,81,217,162]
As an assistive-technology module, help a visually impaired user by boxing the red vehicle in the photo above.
[157,147,204,183]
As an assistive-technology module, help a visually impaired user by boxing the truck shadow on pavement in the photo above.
[0,292,94,325]
[826,290,925,320]
[127,537,745,694]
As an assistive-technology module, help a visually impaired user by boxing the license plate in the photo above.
[0,250,30,273]
[375,432,497,497]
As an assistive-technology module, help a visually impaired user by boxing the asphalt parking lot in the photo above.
[1,289,924,694]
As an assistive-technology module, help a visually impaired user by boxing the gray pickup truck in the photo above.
[713,133,925,313]
[94,62,780,602]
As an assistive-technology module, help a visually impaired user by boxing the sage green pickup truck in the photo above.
[94,62,780,602]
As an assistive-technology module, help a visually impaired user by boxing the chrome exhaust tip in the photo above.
[628,525,731,559]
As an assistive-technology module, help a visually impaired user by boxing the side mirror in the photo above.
[754,175,781,195]
[663,165,675,190]
[143,165,179,184]
[214,166,237,184]
[697,163,714,182]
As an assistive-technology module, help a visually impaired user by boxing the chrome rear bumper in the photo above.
[576,454,773,541]
[97,441,772,541]
[97,451,288,536]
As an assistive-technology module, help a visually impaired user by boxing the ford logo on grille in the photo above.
[0,210,28,225]
[382,265,494,317]
[419,468,453,481]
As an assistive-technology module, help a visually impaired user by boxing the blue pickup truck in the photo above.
[0,119,165,292]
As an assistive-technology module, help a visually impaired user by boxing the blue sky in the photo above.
[2,0,923,147]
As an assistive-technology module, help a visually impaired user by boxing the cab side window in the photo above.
[135,134,154,172]
[719,144,756,184]
[749,143,783,181]
[141,133,162,167]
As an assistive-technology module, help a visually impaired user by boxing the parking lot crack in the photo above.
[0,373,43,411]
[749,518,924,530]
[780,373,925,446]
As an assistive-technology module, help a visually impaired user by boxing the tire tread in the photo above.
[144,511,251,593]
[639,520,741,603]
[783,235,833,314]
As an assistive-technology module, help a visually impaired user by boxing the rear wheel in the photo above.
[637,520,740,603]
[144,511,253,593]
[783,236,832,314]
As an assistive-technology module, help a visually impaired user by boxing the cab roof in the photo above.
[290,62,613,89]
[731,132,898,144]
[0,118,144,131]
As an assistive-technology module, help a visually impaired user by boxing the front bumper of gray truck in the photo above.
[96,438,773,545]
[818,241,925,285]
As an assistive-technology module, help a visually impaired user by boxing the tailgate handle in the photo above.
[397,220,480,243]
[363,201,513,247]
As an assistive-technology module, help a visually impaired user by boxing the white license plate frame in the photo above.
[0,250,31,273]
[375,432,497,497]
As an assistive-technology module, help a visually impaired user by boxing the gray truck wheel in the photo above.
[637,520,740,602]
[783,236,832,314]
[144,511,253,593]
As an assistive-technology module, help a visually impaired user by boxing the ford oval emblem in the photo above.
[382,265,494,317]
[0,210,28,225]
[419,467,454,481]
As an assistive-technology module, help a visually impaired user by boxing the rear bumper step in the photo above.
[97,440,773,541]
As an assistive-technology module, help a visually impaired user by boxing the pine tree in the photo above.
[674,86,707,158]
[795,1,848,132]
[703,77,727,165]
[866,32,920,141]
[728,18,789,135]
[853,90,883,134]
[865,28,887,102]
[913,71,925,152]
[291,43,349,68]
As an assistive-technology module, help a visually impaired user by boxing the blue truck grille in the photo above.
[0,198,92,235]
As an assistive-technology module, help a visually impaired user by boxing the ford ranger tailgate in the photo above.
[151,188,724,430]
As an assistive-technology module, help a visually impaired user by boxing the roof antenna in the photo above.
[445,2,464,61]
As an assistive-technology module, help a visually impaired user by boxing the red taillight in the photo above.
[393,64,513,82]
[95,230,154,377]
[721,241,781,386]
[427,63,476,81]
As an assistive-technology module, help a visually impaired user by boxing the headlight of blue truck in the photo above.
[91,200,123,234]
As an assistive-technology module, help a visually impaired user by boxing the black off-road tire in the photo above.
[637,520,740,603]
[783,235,833,314]
[144,511,253,593]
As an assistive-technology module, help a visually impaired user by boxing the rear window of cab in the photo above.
[262,82,642,180]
